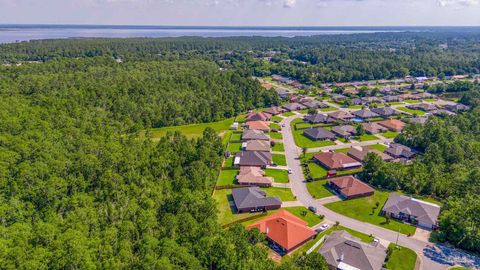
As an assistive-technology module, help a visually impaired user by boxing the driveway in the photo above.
[280,114,480,270]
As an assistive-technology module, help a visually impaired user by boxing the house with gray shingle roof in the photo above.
[304,113,334,124]
[352,109,380,119]
[382,193,441,229]
[331,125,357,138]
[231,187,281,213]
[234,151,272,168]
[371,107,400,117]
[303,127,336,141]
[242,129,270,141]
[319,230,387,270]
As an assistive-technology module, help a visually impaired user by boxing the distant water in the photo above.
[0,25,477,44]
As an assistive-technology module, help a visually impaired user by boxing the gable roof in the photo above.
[371,107,400,117]
[361,122,388,134]
[328,176,375,198]
[347,146,393,162]
[236,167,273,186]
[382,193,440,227]
[377,119,406,131]
[232,187,281,210]
[282,102,307,111]
[407,103,438,111]
[313,152,362,170]
[247,210,316,251]
[384,143,415,159]
[352,109,380,119]
[242,129,270,141]
[301,100,329,109]
[263,107,286,115]
[328,111,354,120]
[245,140,271,152]
[331,125,357,137]
[247,112,271,122]
[235,151,272,167]
[319,230,387,270]
[304,113,333,124]
[246,121,270,131]
[303,127,336,141]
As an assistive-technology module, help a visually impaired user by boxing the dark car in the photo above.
[308,206,317,213]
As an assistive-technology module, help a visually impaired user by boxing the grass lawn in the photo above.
[285,207,324,227]
[292,129,336,148]
[337,137,350,143]
[388,102,405,105]
[217,170,239,186]
[213,189,259,225]
[308,162,328,179]
[385,244,417,270]
[369,143,388,152]
[354,134,379,142]
[145,118,235,140]
[334,148,350,153]
[227,142,242,153]
[380,131,400,139]
[325,191,417,235]
[336,167,364,177]
[223,157,234,167]
[320,107,338,112]
[397,107,426,116]
[271,115,284,123]
[270,123,281,130]
[334,225,375,243]
[404,99,419,104]
[424,98,438,102]
[265,169,289,183]
[283,112,295,117]
[306,180,335,199]
[272,142,285,152]
[230,132,242,141]
[261,187,296,201]
[272,154,287,166]
[348,105,363,109]
[299,109,309,114]
[269,132,283,140]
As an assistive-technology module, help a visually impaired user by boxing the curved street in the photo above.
[280,114,480,270]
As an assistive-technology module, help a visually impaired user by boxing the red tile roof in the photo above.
[246,121,270,131]
[247,210,316,251]
[378,119,406,132]
[328,176,375,198]
[247,112,271,122]
[313,152,362,170]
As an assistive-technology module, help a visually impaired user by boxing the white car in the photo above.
[288,168,293,174]
[315,224,330,232]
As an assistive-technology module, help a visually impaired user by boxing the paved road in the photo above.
[280,114,480,270]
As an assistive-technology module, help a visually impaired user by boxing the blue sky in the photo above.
[0,0,479,26]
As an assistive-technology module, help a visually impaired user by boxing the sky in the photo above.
[0,0,480,26]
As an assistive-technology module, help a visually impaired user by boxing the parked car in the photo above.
[288,168,292,174]
[308,206,317,213]
[315,224,330,233]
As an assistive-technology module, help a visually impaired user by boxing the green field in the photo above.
[369,143,388,152]
[213,189,259,224]
[285,207,324,227]
[283,112,295,117]
[388,102,405,105]
[348,105,363,109]
[306,180,335,199]
[217,169,239,186]
[272,154,287,166]
[265,169,289,183]
[397,107,426,116]
[272,142,285,152]
[385,244,418,270]
[271,115,284,123]
[404,99,419,104]
[145,118,235,140]
[261,187,296,201]
[227,142,243,153]
[325,191,416,235]
[269,132,283,140]
[270,123,281,130]
[380,131,400,139]
[320,107,338,112]
[355,134,379,142]
[334,148,350,153]
[223,157,234,167]
[230,132,242,141]
[424,98,438,102]
[308,162,328,179]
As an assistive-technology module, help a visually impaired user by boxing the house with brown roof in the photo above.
[327,176,375,199]
[347,146,393,162]
[282,102,307,112]
[242,129,270,141]
[232,187,281,213]
[319,230,387,270]
[328,111,354,122]
[377,119,406,132]
[246,112,272,122]
[263,107,286,116]
[304,113,335,124]
[313,152,362,171]
[234,151,272,168]
[247,210,316,253]
[372,107,401,118]
[361,122,388,134]
[236,167,273,187]
[407,103,437,112]
[385,143,416,160]
[331,125,357,139]
[352,109,380,119]
[245,121,270,132]
[243,140,271,152]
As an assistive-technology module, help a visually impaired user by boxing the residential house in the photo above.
[415,92,436,100]
[243,140,271,152]
[247,210,316,253]
[303,127,337,141]
[361,96,383,105]
[301,100,329,109]
[352,109,380,119]
[319,230,387,270]
[361,122,388,134]
[234,151,272,168]
[328,111,354,122]
[444,104,470,112]
[245,121,270,132]
[407,117,428,125]
[327,176,375,199]
[331,125,357,139]
[398,93,420,100]
[282,102,307,112]
[351,98,363,106]
[382,193,441,229]
[371,107,400,118]
[247,112,272,122]
[276,89,291,100]
[347,146,393,162]
[430,109,456,116]
[304,113,334,124]
[236,167,273,187]
[232,187,281,213]
[377,119,406,132]
[242,129,270,141]
[331,94,347,102]
[313,152,362,171]
[407,103,437,112]
[264,107,286,116]
[384,143,416,160]
[383,95,403,103]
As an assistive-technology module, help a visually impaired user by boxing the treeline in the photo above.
[359,108,480,253]
[0,57,278,131]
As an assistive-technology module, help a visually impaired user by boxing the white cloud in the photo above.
[437,0,480,6]
[283,0,297,8]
